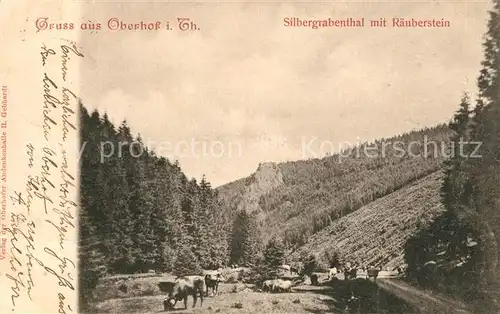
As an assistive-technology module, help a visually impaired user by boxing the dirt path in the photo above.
[377,279,471,314]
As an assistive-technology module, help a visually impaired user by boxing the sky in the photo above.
[80,1,491,187]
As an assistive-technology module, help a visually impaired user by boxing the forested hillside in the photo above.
[218,125,454,248]
[78,105,231,310]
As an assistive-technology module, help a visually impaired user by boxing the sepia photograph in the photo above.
[2,0,500,313]
[76,1,499,313]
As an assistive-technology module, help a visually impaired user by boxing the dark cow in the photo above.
[164,275,205,310]
[367,267,380,282]
[344,266,357,280]
[349,268,358,280]
[394,266,402,277]
[395,265,407,278]
[204,273,225,296]
[418,261,437,287]
[310,273,319,286]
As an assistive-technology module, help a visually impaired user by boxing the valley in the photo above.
[217,125,451,269]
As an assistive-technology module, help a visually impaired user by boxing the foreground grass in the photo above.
[94,288,332,314]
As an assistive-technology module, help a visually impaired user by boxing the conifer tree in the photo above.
[438,94,473,255]
[149,158,178,271]
[262,236,285,278]
[210,194,231,268]
[79,208,107,312]
[101,117,135,273]
[173,247,203,277]
[231,210,262,267]
[194,175,214,268]
[79,104,107,311]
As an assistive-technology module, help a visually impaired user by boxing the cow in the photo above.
[361,267,368,279]
[279,264,291,274]
[344,265,357,280]
[328,267,338,280]
[262,279,276,292]
[164,275,205,310]
[273,279,294,292]
[419,261,437,287]
[310,273,319,286]
[396,265,407,277]
[367,267,380,282]
[205,272,225,296]
[343,263,352,280]
[348,268,357,280]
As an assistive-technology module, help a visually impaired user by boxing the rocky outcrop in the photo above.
[236,162,284,214]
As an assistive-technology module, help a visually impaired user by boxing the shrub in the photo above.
[231,302,243,309]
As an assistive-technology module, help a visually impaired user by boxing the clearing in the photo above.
[90,273,417,313]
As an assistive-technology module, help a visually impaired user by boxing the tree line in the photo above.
[404,1,500,312]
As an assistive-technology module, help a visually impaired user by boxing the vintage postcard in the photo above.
[1,0,499,313]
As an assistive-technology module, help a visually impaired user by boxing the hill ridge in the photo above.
[217,124,452,265]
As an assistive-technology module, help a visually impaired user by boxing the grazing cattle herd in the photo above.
[162,263,407,311]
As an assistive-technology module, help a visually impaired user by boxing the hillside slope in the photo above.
[217,124,452,247]
[289,171,445,269]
